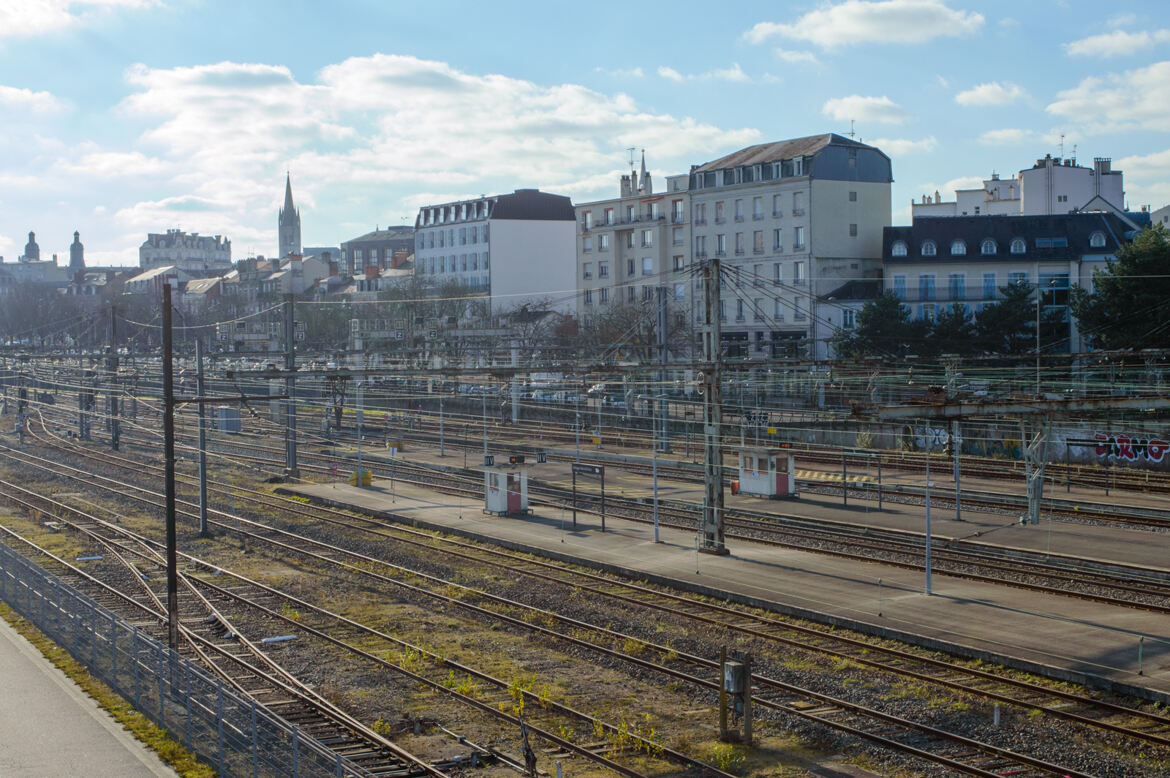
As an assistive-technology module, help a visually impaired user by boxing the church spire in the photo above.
[282,171,296,214]
[278,172,302,258]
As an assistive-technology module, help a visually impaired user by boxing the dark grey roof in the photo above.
[884,212,1134,264]
[489,189,575,221]
[824,279,882,301]
[693,133,875,172]
[344,227,414,244]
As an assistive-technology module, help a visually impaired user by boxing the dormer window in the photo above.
[980,239,997,255]
[891,240,908,257]
[951,239,967,256]
[1089,231,1106,248]
[921,240,937,256]
[1010,238,1026,254]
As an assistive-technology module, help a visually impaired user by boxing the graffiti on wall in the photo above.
[1095,433,1170,464]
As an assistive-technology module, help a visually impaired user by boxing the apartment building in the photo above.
[687,133,892,359]
[415,189,576,315]
[883,211,1135,352]
[574,154,693,341]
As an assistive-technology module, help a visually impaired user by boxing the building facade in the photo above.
[687,134,892,359]
[574,155,694,352]
[883,211,1136,352]
[414,189,576,314]
[139,229,232,274]
[340,227,414,276]
[914,155,1125,220]
[278,173,302,259]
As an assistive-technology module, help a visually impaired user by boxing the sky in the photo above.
[2,0,1169,267]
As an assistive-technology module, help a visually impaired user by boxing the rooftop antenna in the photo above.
[1071,144,1078,165]
[627,146,637,170]
[848,120,856,139]
[1059,133,1065,158]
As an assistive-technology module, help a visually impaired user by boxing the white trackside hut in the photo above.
[484,460,530,516]
[737,447,798,499]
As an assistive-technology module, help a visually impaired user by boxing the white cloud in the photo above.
[936,74,949,88]
[774,48,819,64]
[978,128,1035,145]
[744,0,983,49]
[822,94,909,124]
[0,0,157,40]
[56,149,172,178]
[1116,149,1170,179]
[1108,12,1138,28]
[955,81,1026,106]
[1064,29,1170,58]
[594,66,644,78]
[657,63,751,82]
[945,175,984,192]
[1048,61,1170,132]
[871,136,937,156]
[0,84,65,113]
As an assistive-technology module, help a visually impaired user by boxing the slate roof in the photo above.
[489,189,575,221]
[692,133,876,172]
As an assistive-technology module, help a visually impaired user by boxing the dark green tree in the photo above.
[975,280,1035,354]
[833,291,926,357]
[1070,224,1170,350]
[927,303,977,357]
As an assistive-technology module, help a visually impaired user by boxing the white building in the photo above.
[414,189,576,314]
[574,153,693,342]
[688,133,892,359]
[914,155,1125,220]
[139,229,232,275]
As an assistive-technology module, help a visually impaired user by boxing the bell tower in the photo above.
[278,173,302,258]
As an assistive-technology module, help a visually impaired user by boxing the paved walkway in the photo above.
[286,470,1170,702]
[0,614,176,778]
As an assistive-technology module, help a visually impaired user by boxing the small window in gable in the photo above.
[1089,231,1106,248]
[980,238,997,255]
[951,239,967,256]
[891,240,908,257]
[921,240,937,256]
[1010,238,1026,254]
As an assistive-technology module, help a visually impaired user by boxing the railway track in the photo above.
[3,424,1167,775]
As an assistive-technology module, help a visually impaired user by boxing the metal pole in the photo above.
[572,469,577,530]
[284,294,297,476]
[196,339,210,537]
[439,396,444,457]
[161,283,180,650]
[924,446,932,596]
[842,449,847,506]
[482,393,487,462]
[699,257,727,554]
[107,304,119,450]
[597,394,602,450]
[1035,265,1041,396]
[952,420,961,522]
[876,454,883,511]
[600,468,606,532]
[652,431,660,542]
[356,381,363,486]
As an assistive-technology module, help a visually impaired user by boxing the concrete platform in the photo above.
[0,614,176,777]
[283,472,1170,704]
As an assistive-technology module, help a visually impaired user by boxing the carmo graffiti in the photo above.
[1094,433,1170,464]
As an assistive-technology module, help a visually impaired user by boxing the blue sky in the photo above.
[2,0,1169,266]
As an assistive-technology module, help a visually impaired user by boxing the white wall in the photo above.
[489,219,576,314]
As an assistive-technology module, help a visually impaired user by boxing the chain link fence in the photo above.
[0,541,374,777]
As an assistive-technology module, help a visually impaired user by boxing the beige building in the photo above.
[574,154,694,351]
[687,134,892,359]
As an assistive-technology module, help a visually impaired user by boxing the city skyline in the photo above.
[2,0,1169,267]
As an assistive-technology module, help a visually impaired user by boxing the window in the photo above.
[583,263,592,279]
[794,299,805,320]
[598,234,610,251]
[891,240,908,257]
[919,274,936,300]
[977,238,996,255]
[773,263,782,284]
[842,309,856,329]
[642,257,653,275]
[1010,238,1026,254]
[792,157,804,176]
[921,240,937,256]
[794,260,805,285]
[627,287,636,303]
[893,274,906,299]
[773,299,785,320]
[483,252,489,268]
[950,239,967,256]
[582,236,592,252]
[849,223,858,237]
[752,197,762,219]
[672,227,683,245]
[627,258,635,276]
[920,303,936,322]
[793,191,806,215]
[948,273,965,300]
[1057,194,1068,203]
[735,199,744,221]
[719,299,726,321]
[470,228,478,244]
[582,211,593,228]
[753,299,764,321]
[694,203,706,224]
[794,226,805,250]
[599,261,609,278]
[736,299,745,321]
[715,202,725,223]
[753,231,764,253]
[599,288,609,304]
[604,208,614,225]
[461,255,468,271]
[641,229,653,247]
[672,199,684,222]
[625,232,634,249]
[673,255,684,271]
[472,254,478,270]
[849,191,857,202]
[772,194,782,216]
[983,273,996,298]
[583,290,593,305]
[1035,237,1068,248]
[1008,271,1027,286]
[674,283,686,301]
[648,202,660,220]
[1089,231,1106,248]
[696,235,707,256]
[481,225,489,242]
[773,229,783,251]
[735,233,744,254]
[716,234,727,255]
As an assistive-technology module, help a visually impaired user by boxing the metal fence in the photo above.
[0,541,372,777]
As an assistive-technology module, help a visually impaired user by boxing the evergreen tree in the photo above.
[927,303,977,357]
[975,280,1035,354]
[833,291,926,357]
[1070,224,1170,350]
